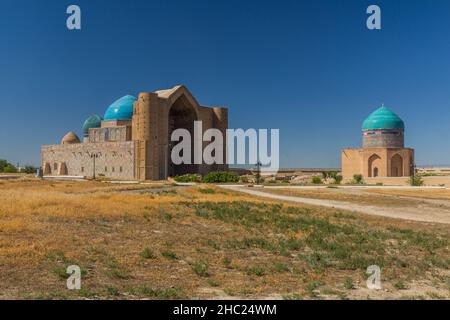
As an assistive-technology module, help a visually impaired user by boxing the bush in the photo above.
[202,171,239,183]
[2,164,17,173]
[311,176,322,184]
[140,247,156,259]
[323,171,339,180]
[333,175,343,184]
[409,175,424,186]
[23,165,37,174]
[353,174,363,184]
[173,174,201,183]
[191,260,209,277]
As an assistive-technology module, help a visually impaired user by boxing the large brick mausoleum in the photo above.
[41,85,228,180]
[341,105,414,179]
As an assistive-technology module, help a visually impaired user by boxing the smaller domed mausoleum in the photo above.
[341,105,414,180]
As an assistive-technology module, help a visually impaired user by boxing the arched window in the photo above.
[373,167,379,177]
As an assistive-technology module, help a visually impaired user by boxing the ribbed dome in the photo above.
[61,131,80,144]
[82,114,102,136]
[362,105,404,131]
[104,95,137,121]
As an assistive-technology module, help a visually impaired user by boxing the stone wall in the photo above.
[362,130,404,148]
[342,147,414,179]
[88,126,131,143]
[41,141,136,179]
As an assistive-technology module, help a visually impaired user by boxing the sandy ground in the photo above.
[220,186,450,225]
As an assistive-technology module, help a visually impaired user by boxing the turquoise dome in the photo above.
[362,105,404,131]
[104,95,137,120]
[82,114,102,136]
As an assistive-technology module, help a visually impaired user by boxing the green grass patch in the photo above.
[161,250,178,260]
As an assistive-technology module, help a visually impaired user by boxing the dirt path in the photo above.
[220,186,450,225]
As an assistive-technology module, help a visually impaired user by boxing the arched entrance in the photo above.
[168,95,198,177]
[391,154,403,177]
[373,167,379,177]
[368,154,381,177]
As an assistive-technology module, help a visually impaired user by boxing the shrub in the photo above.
[222,257,232,268]
[140,247,156,259]
[202,171,239,183]
[323,171,339,180]
[409,175,424,186]
[161,250,178,260]
[353,174,363,184]
[333,174,343,184]
[246,266,266,276]
[343,277,355,289]
[311,176,322,184]
[191,260,209,277]
[207,279,220,287]
[394,280,408,290]
[2,163,17,173]
[173,174,201,183]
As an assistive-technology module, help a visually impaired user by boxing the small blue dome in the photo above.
[104,95,137,121]
[82,114,103,136]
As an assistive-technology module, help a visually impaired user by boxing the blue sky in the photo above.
[1,0,450,167]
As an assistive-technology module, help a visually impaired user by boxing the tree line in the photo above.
[0,159,37,174]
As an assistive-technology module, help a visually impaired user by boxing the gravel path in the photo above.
[220,186,450,225]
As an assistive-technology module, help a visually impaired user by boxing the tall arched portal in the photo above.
[391,154,403,177]
[168,95,199,176]
[368,154,381,177]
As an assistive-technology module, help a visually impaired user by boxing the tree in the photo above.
[0,160,17,173]
[2,164,17,173]
[0,160,8,172]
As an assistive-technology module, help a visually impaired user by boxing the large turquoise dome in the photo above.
[362,105,404,131]
[104,95,137,121]
[82,114,102,136]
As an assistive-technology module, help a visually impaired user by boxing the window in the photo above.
[120,166,123,173]
[81,167,84,173]
[105,166,107,172]
[54,163,58,170]
[112,167,115,172]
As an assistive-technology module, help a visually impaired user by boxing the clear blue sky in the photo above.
[1,0,450,167]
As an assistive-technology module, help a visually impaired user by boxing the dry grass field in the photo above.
[0,179,449,300]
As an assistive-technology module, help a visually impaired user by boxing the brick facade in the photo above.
[41,85,228,180]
